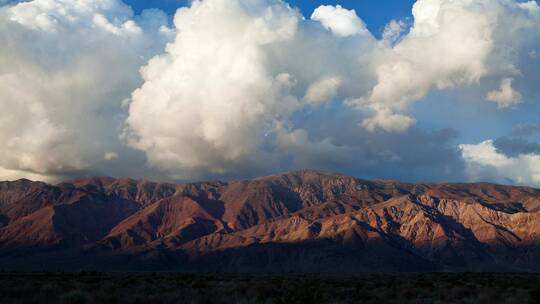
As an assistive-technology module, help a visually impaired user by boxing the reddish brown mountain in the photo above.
[0,170,539,272]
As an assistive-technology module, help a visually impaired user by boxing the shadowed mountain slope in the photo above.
[0,170,539,272]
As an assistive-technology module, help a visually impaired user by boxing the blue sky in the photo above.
[287,0,415,35]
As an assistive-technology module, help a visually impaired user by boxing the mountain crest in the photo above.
[0,170,539,272]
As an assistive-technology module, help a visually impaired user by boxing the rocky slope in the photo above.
[0,170,539,272]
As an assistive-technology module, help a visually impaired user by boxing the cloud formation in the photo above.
[125,0,540,180]
[304,76,342,104]
[460,140,540,187]
[0,0,539,186]
[355,0,540,131]
[123,0,380,179]
[124,0,304,179]
[487,78,523,108]
[0,0,171,181]
[310,5,367,37]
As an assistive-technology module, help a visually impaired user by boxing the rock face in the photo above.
[0,170,539,272]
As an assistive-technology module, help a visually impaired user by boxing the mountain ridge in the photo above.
[0,170,539,272]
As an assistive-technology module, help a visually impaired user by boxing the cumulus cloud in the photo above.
[486,78,523,108]
[311,5,368,37]
[460,140,540,186]
[124,0,381,179]
[124,0,304,179]
[1,0,540,185]
[0,0,171,180]
[382,19,407,45]
[361,107,416,133]
[104,152,120,161]
[354,0,540,131]
[123,0,540,180]
[304,76,341,104]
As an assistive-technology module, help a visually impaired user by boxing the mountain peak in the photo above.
[254,169,353,182]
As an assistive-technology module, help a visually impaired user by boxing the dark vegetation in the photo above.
[0,272,539,304]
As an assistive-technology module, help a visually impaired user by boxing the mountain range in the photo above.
[0,170,539,272]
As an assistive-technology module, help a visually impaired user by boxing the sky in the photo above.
[0,0,540,187]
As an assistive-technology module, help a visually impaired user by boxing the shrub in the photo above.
[61,290,91,304]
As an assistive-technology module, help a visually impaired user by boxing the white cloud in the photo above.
[1,0,379,181]
[355,0,540,131]
[361,108,416,133]
[104,152,119,161]
[519,1,540,14]
[382,19,407,45]
[460,140,540,187]
[124,0,304,179]
[0,0,171,178]
[123,0,382,180]
[486,78,523,108]
[304,76,341,104]
[311,5,368,37]
[1,0,540,183]
[124,0,540,180]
